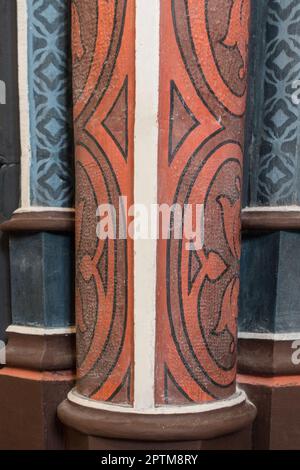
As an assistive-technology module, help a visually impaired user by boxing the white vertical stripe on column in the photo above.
[134,0,160,411]
[17,0,31,209]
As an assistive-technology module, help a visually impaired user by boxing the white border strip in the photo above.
[243,206,300,213]
[69,388,246,415]
[239,332,300,341]
[133,0,160,411]
[15,207,75,214]
[7,325,76,336]
[17,0,31,209]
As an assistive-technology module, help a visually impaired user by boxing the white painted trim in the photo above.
[17,0,31,209]
[0,80,6,104]
[69,388,246,415]
[133,0,160,411]
[6,325,76,336]
[14,207,75,214]
[239,332,300,341]
[243,206,300,213]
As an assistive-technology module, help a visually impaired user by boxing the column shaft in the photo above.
[59,0,256,450]
[156,0,250,405]
[72,0,135,404]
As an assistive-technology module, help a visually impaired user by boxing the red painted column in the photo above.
[59,0,256,449]
[156,0,250,405]
[72,0,135,404]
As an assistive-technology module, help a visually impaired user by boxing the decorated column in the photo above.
[59,0,255,449]
[239,0,300,450]
[0,0,75,450]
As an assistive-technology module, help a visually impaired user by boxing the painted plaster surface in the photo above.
[246,0,300,206]
[155,0,250,404]
[27,0,73,207]
[72,0,250,408]
[73,0,135,404]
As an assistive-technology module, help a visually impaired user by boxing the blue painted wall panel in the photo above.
[244,0,300,207]
[27,0,73,207]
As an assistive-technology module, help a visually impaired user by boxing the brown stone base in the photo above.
[58,393,256,450]
[0,368,75,450]
[6,331,76,371]
[238,337,300,376]
[238,374,300,450]
[0,210,75,233]
[63,427,253,450]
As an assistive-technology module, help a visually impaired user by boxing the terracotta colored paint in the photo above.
[0,368,74,382]
[238,374,300,388]
[155,0,251,405]
[72,0,135,404]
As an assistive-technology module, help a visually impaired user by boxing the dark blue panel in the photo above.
[0,0,20,164]
[0,0,20,341]
[44,233,74,327]
[0,232,10,342]
[0,166,20,341]
[10,232,74,328]
[239,232,280,334]
[243,0,268,207]
[240,231,300,334]
[276,232,300,333]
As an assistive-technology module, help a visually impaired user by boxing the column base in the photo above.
[0,368,75,450]
[58,390,256,450]
[239,374,300,450]
[63,427,254,451]
[238,336,300,376]
[5,327,76,371]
